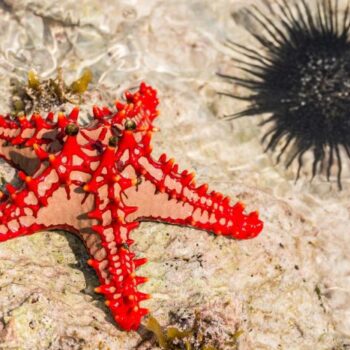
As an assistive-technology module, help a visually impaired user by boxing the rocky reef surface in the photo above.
[0,0,349,349]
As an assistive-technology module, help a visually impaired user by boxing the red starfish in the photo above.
[0,83,263,331]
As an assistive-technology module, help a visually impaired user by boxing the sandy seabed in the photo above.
[0,0,349,349]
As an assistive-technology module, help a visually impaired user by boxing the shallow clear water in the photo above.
[0,0,349,349]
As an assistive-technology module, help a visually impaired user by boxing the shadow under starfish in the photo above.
[0,82,263,331]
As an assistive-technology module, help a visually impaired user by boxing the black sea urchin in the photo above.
[220,0,350,189]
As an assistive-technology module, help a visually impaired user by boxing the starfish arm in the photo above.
[83,145,151,331]
[125,154,263,239]
[88,224,149,331]
[0,192,43,242]
[0,140,87,242]
[0,122,100,242]
[0,161,63,242]
[0,110,76,175]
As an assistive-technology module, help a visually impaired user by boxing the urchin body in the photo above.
[221,0,350,189]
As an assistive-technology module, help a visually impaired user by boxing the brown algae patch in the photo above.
[10,68,92,115]
[144,306,243,350]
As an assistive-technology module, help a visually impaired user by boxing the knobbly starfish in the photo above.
[0,82,263,331]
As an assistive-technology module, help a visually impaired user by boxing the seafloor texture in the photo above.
[0,0,348,349]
